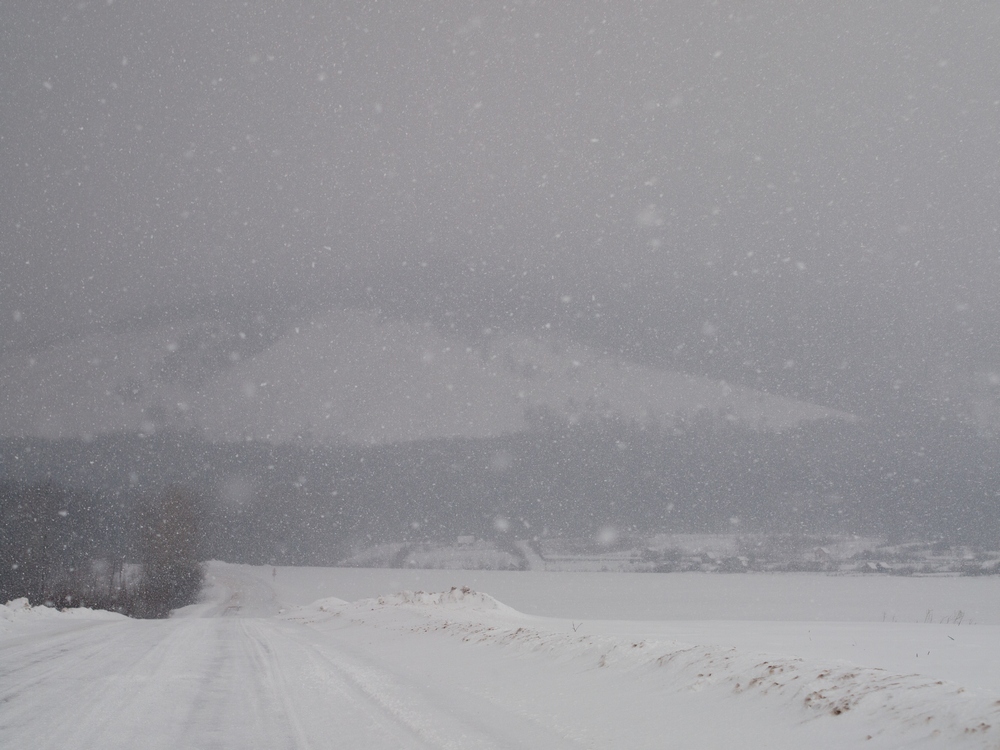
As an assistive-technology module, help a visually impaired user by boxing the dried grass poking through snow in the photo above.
[287,586,1000,746]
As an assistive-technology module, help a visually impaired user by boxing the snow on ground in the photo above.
[272,566,1000,694]
[0,597,126,636]
[3,563,1000,749]
[287,588,1000,748]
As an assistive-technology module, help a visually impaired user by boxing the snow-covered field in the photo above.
[3,564,1000,748]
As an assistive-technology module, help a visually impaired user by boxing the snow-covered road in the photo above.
[3,564,1000,749]
[0,570,582,749]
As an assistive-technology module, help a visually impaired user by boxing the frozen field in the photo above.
[3,563,1000,748]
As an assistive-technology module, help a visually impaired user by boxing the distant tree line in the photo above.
[1,405,998,578]
[0,481,204,617]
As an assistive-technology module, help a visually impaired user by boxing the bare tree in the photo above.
[136,485,204,617]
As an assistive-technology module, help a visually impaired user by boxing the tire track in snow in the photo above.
[1,618,204,749]
[0,620,122,710]
[242,619,462,749]
[253,619,588,750]
[236,620,318,750]
[1,608,583,749]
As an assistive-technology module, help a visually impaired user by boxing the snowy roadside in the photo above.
[0,597,126,636]
[284,587,1000,748]
[5,566,1000,749]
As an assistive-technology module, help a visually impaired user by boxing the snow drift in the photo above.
[286,587,1000,748]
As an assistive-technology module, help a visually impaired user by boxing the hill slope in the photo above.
[0,310,853,444]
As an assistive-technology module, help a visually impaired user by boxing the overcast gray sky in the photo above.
[3,1,999,414]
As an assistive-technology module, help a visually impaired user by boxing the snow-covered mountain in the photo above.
[0,310,853,444]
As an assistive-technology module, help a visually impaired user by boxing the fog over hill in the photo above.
[0,310,851,445]
[4,2,1000,563]
[4,2,1000,422]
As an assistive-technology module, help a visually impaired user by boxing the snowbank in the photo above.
[364,586,519,612]
[291,587,1000,747]
[285,586,519,624]
[1,598,126,636]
